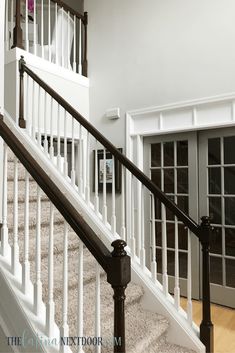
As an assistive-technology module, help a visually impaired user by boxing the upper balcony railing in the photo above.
[5,0,88,76]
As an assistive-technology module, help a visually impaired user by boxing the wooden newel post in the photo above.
[107,240,131,353]
[12,0,24,49]
[199,216,214,353]
[82,12,88,77]
[19,56,26,128]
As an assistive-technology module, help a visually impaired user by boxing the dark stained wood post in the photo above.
[82,12,88,77]
[199,216,214,353]
[12,0,24,49]
[19,56,26,128]
[107,240,131,353]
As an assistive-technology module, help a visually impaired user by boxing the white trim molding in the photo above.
[126,92,235,144]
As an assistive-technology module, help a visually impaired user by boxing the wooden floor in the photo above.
[181,299,235,353]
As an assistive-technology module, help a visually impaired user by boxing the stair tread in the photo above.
[18,226,80,262]
[148,336,195,353]
[7,160,34,181]
[7,201,63,232]
[52,278,167,353]
[30,245,98,296]
[7,179,48,203]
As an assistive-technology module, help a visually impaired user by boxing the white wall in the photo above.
[85,0,235,149]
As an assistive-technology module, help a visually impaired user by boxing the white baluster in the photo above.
[12,156,19,276]
[46,203,55,337]
[50,97,54,159]
[151,194,157,283]
[44,91,48,153]
[37,86,42,146]
[48,0,51,61]
[34,186,43,315]
[55,3,58,64]
[102,149,107,224]
[130,176,136,257]
[26,75,31,135]
[67,11,70,69]
[32,81,36,139]
[34,0,37,55]
[57,103,62,170]
[1,143,10,257]
[174,218,180,310]
[5,0,9,50]
[140,185,146,267]
[63,109,68,176]
[73,15,76,72]
[94,140,99,214]
[10,0,13,48]
[136,180,142,258]
[22,171,30,294]
[41,0,44,58]
[71,118,75,185]
[111,155,116,235]
[61,7,64,67]
[60,222,69,352]
[78,19,82,74]
[82,131,86,195]
[120,166,126,240]
[24,74,30,133]
[85,131,90,203]
[77,241,83,353]
[162,203,168,295]
[78,124,83,193]
[187,229,193,325]
[95,263,101,353]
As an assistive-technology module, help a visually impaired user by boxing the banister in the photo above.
[9,1,88,76]
[0,114,131,352]
[22,61,201,237]
[0,114,112,272]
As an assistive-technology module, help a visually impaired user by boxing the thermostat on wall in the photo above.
[105,108,120,120]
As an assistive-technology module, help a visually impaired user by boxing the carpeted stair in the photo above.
[6,150,195,353]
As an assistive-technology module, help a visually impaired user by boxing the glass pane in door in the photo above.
[150,140,189,281]
[207,136,235,289]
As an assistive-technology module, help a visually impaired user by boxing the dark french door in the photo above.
[144,128,235,307]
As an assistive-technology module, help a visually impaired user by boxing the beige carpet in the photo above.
[6,150,195,353]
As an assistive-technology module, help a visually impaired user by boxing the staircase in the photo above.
[0,49,215,352]
[5,148,195,353]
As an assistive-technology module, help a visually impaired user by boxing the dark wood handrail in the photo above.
[50,0,86,22]
[0,114,111,272]
[22,62,201,237]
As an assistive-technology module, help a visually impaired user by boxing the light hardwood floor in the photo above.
[181,299,235,353]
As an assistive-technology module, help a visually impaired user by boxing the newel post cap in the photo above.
[111,239,127,257]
